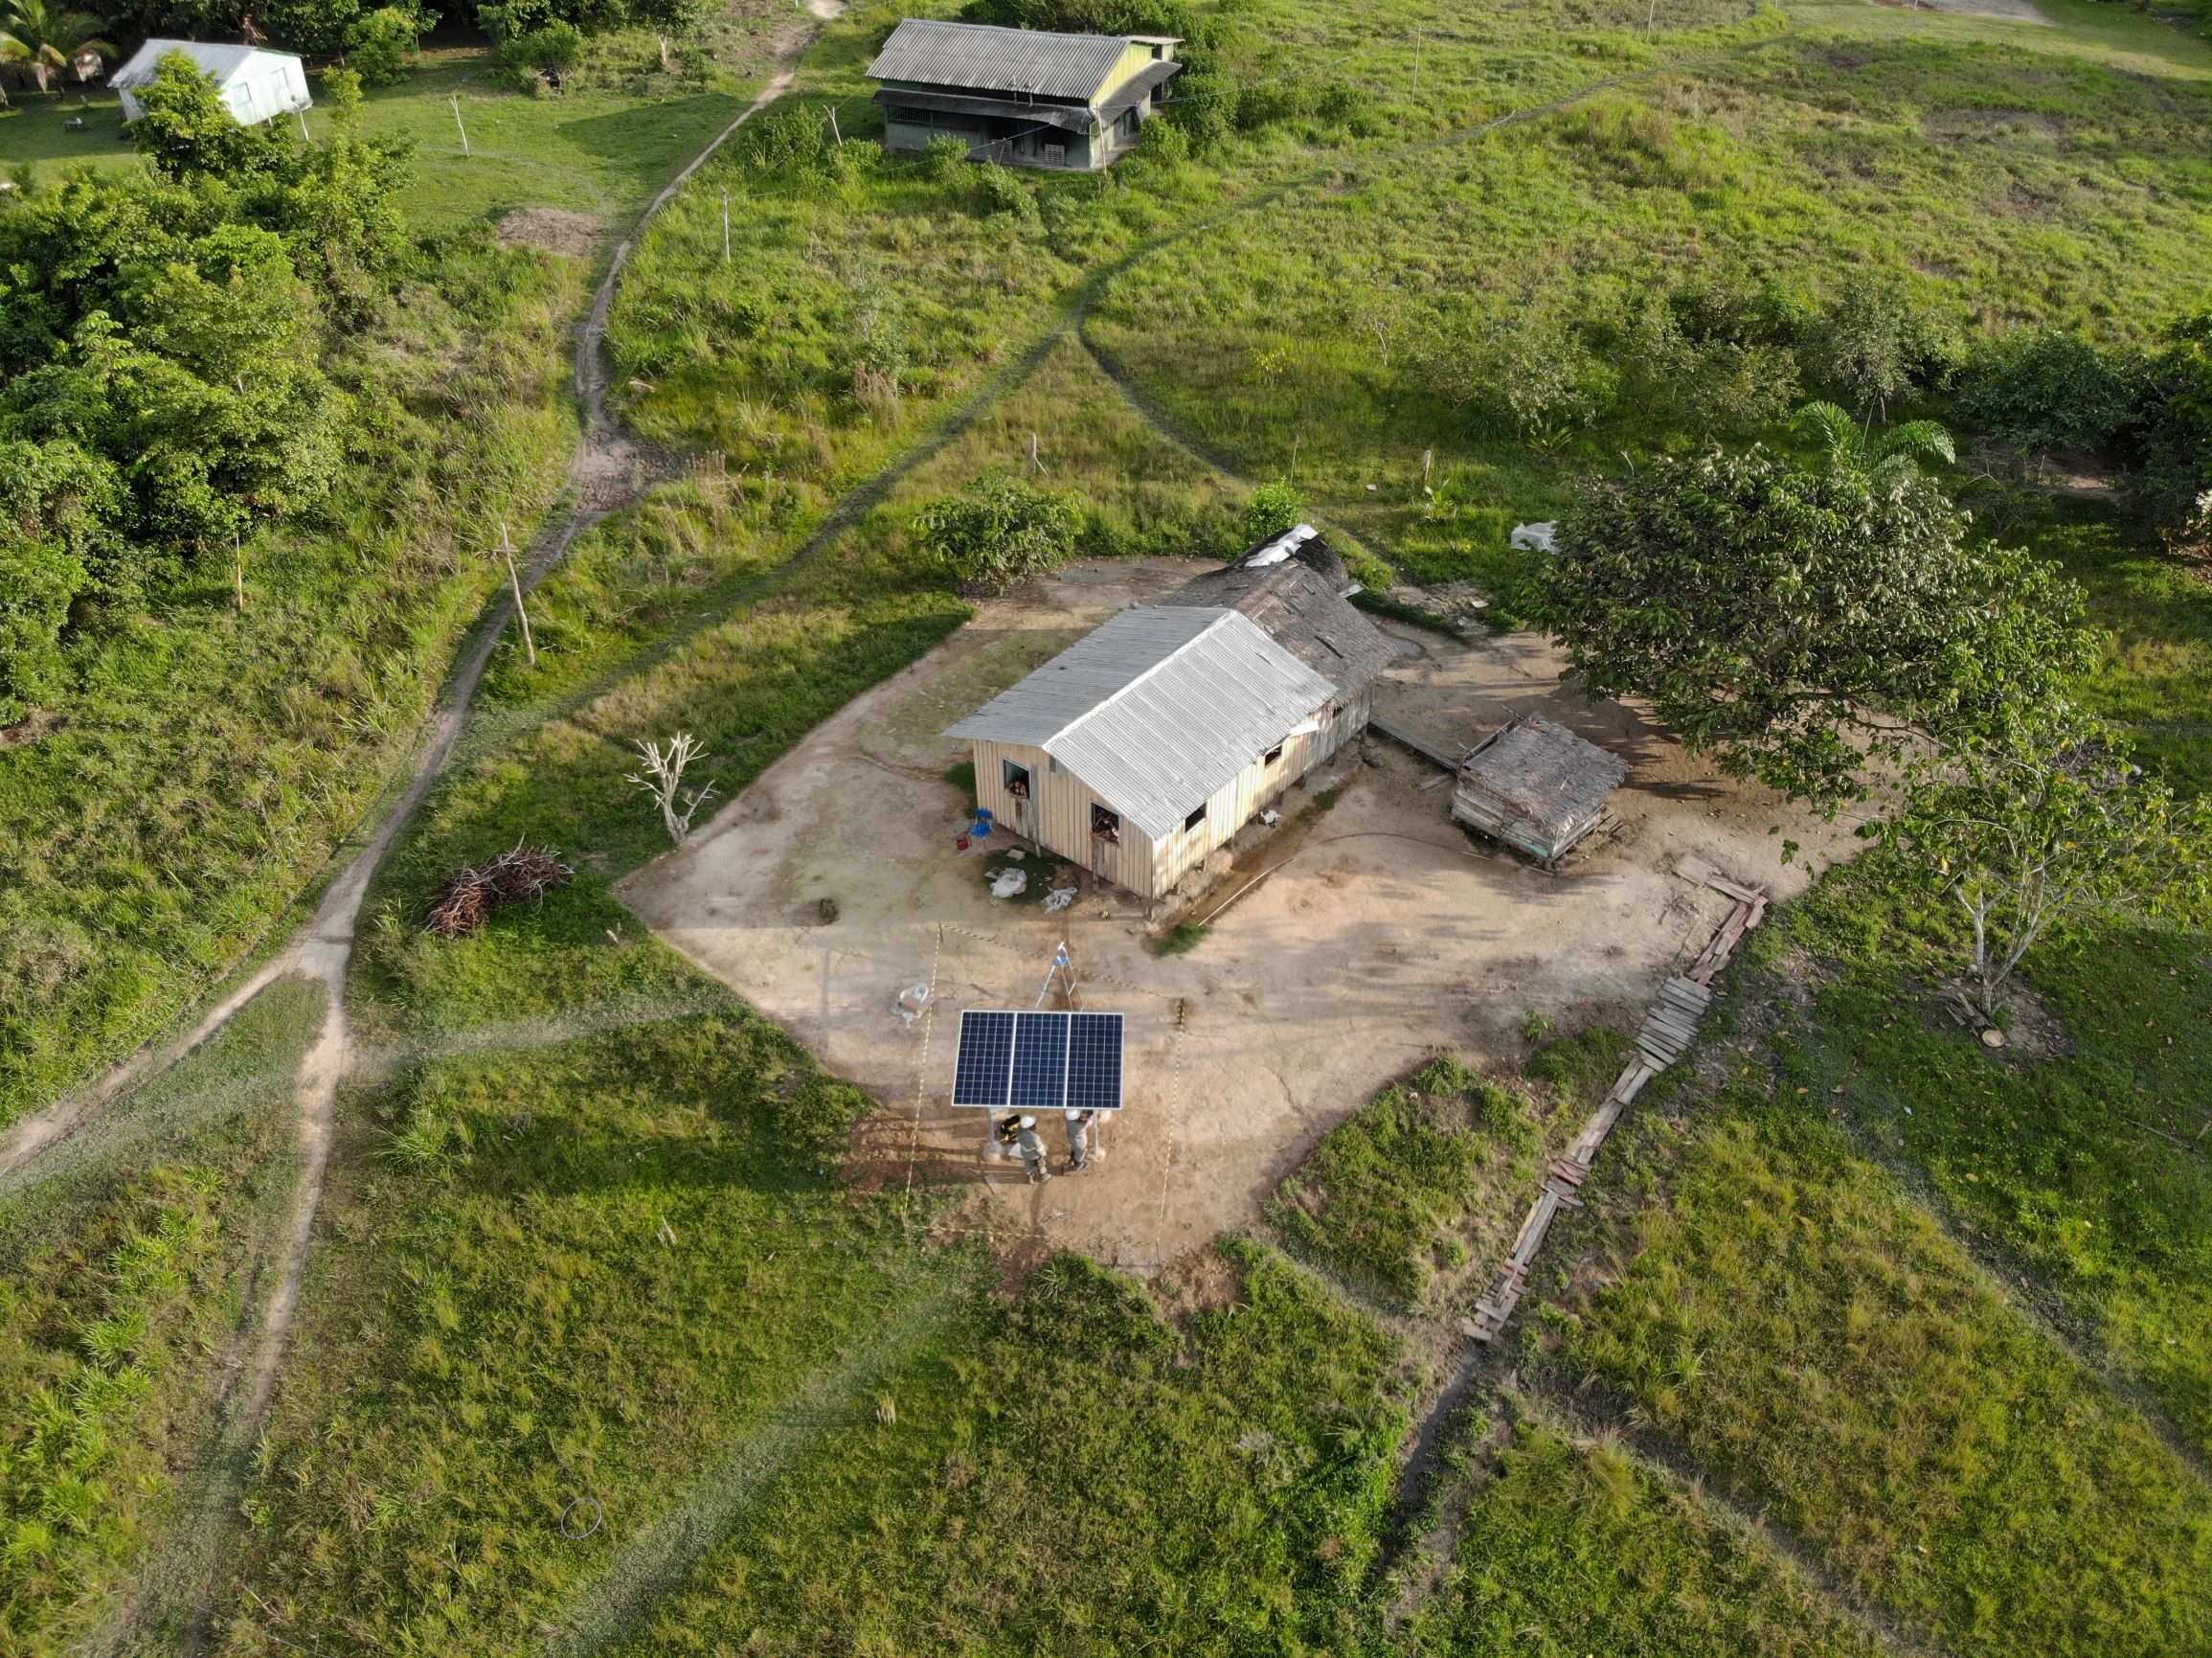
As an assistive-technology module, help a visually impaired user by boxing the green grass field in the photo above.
[2,15,801,235]
[4,0,2212,1648]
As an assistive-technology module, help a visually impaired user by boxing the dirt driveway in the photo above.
[617,557,1862,1270]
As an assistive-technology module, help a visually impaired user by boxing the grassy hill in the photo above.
[2,0,2209,1649]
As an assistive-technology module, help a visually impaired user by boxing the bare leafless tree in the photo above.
[627,733,718,847]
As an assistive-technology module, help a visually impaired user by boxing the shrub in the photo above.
[923,132,973,183]
[1240,481,1303,544]
[1955,329,2145,456]
[502,21,583,93]
[343,7,421,87]
[743,103,833,172]
[1799,270,1958,420]
[914,475,1086,589]
[972,162,1040,229]
[1416,306,1610,445]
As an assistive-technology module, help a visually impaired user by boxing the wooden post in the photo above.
[721,191,731,265]
[499,522,536,667]
[1412,29,1423,97]
[1646,0,1657,30]
[1422,448,1433,493]
[827,106,844,147]
[1028,431,1042,474]
[234,532,245,612]
[451,95,469,157]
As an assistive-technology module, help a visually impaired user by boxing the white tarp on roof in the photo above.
[946,606,1335,840]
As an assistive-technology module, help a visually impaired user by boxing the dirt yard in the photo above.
[617,558,1864,1270]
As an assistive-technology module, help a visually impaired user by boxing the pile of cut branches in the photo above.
[424,843,573,937]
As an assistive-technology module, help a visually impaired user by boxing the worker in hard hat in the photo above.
[1013,1115,1051,1184]
[1064,1107,1095,1172]
[990,1113,1022,1162]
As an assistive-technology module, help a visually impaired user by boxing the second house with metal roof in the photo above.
[946,530,1392,898]
[867,17,1182,171]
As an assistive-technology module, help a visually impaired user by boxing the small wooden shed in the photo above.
[1452,713,1626,861]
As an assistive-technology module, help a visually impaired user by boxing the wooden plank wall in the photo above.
[963,692,1366,899]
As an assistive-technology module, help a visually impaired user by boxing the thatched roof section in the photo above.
[1454,714,1626,856]
[1162,528,1395,697]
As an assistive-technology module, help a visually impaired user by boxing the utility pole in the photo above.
[1646,0,1657,32]
[498,523,536,667]
[827,106,844,147]
[234,531,245,611]
[721,191,731,264]
[1028,431,1042,474]
[451,95,469,157]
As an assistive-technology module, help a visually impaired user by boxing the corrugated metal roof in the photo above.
[111,38,291,90]
[946,607,1337,840]
[867,19,1135,102]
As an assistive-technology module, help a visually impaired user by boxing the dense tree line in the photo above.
[0,56,415,722]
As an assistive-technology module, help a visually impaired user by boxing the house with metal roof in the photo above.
[946,557,1391,897]
[866,17,1181,172]
[110,40,310,127]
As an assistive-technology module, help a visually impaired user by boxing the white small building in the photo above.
[110,40,311,126]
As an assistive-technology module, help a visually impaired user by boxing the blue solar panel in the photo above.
[1009,1012,1069,1110]
[952,1010,1016,1107]
[1066,1013,1124,1112]
[951,1009,1125,1110]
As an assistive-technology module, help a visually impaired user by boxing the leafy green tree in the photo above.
[1800,271,1956,420]
[1881,702,2212,1013]
[1241,481,1302,545]
[258,0,364,54]
[1534,446,2093,806]
[0,0,112,94]
[131,52,297,179]
[1617,286,1800,439]
[0,437,120,721]
[1415,306,1607,447]
[1954,329,2144,456]
[1793,399,1954,482]
[343,5,420,87]
[2139,307,2212,551]
[915,476,1085,590]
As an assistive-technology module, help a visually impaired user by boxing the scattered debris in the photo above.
[425,843,573,937]
[1468,878,1768,1344]
[1509,521,1558,554]
[988,868,1028,899]
[1259,809,1281,826]
[1043,886,1078,913]
[894,982,933,1025]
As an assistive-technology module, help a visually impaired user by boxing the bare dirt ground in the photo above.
[620,558,1867,1270]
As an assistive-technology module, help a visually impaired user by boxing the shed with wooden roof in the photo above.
[1451,713,1626,861]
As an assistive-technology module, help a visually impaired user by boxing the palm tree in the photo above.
[0,0,114,96]
[1794,398,1955,484]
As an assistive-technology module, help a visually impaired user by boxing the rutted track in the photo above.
[54,16,841,1651]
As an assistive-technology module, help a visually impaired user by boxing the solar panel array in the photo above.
[952,1010,1124,1111]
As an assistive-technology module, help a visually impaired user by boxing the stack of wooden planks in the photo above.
[1466,875,1766,1345]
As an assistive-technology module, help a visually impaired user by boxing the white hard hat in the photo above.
[1019,1115,1037,1128]
[1065,1109,1084,1122]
